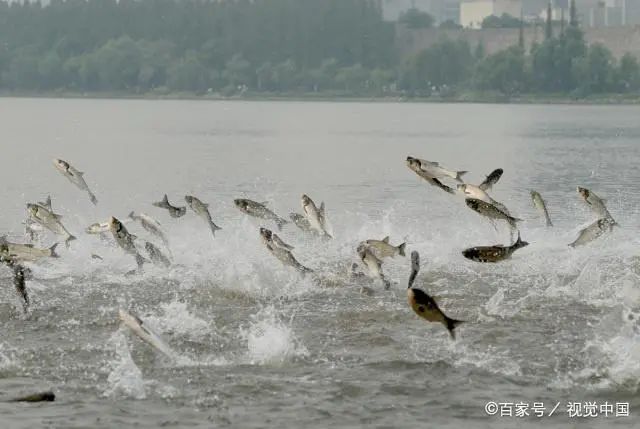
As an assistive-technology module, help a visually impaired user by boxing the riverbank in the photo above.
[2,90,640,105]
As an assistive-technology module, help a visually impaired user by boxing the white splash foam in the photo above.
[146,300,210,340]
[103,331,146,400]
[241,306,307,365]
[0,343,19,376]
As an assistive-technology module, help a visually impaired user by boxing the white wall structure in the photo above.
[460,0,523,29]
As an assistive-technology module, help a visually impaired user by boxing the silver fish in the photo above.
[409,157,467,182]
[85,221,111,235]
[362,236,406,259]
[52,158,98,205]
[259,227,294,251]
[406,158,455,194]
[0,236,59,262]
[569,218,615,248]
[128,212,168,245]
[577,187,615,223]
[27,198,76,247]
[145,242,171,267]
[531,190,553,227]
[109,216,147,268]
[260,228,312,276]
[234,199,288,230]
[289,213,313,233]
[153,195,186,218]
[23,218,45,242]
[119,309,175,359]
[301,194,332,238]
[185,195,221,238]
[465,198,521,229]
[478,168,504,191]
[357,243,390,289]
[462,233,529,263]
[457,183,510,214]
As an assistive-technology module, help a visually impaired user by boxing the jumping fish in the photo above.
[357,243,391,289]
[153,195,186,218]
[362,236,406,259]
[260,228,312,276]
[577,187,615,223]
[0,236,59,262]
[128,212,168,245]
[52,158,98,205]
[259,227,294,250]
[407,251,463,339]
[108,217,147,268]
[465,198,521,229]
[118,309,175,359]
[27,197,76,247]
[457,184,510,214]
[531,190,553,227]
[462,232,529,263]
[569,218,615,248]
[409,157,467,182]
[406,158,455,194]
[301,194,332,238]
[234,199,288,230]
[478,168,504,191]
[185,195,221,238]
[289,213,313,233]
[144,242,171,267]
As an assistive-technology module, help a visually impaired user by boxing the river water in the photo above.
[0,98,639,428]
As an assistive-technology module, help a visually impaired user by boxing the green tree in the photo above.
[475,46,527,95]
[616,53,640,91]
[398,8,434,29]
[482,14,522,29]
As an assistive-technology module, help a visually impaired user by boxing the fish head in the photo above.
[259,227,273,242]
[234,199,248,211]
[577,187,590,200]
[530,190,538,199]
[26,204,39,217]
[465,198,480,210]
[301,194,312,207]
[406,157,421,171]
[144,242,154,252]
[108,216,122,232]
[52,158,70,173]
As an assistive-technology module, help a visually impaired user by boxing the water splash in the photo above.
[103,330,146,400]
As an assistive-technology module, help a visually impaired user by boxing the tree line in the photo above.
[0,0,638,98]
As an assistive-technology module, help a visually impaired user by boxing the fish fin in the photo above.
[382,236,390,243]
[445,317,464,340]
[38,196,53,210]
[131,234,137,240]
[408,251,420,288]
[89,192,98,205]
[398,242,407,257]
[153,194,170,208]
[77,170,84,176]
[49,243,60,258]
[128,211,135,220]
[209,222,221,237]
[260,201,269,206]
[430,178,455,194]
[455,171,468,183]
[52,213,63,220]
[65,235,76,248]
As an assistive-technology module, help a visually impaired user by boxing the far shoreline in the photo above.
[1,91,640,106]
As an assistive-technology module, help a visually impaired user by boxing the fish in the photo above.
[23,218,45,242]
[407,251,463,339]
[259,227,294,251]
[185,195,222,238]
[260,228,313,276]
[408,156,467,182]
[234,199,288,230]
[406,158,455,194]
[569,218,615,248]
[465,198,521,229]
[462,232,529,263]
[118,309,175,359]
[6,391,55,403]
[108,216,147,268]
[153,195,186,218]
[85,221,111,235]
[457,184,510,214]
[0,236,59,262]
[357,243,391,289]
[27,198,76,247]
[577,187,615,223]
[91,254,104,260]
[128,212,168,245]
[52,158,98,205]
[301,194,332,238]
[289,213,313,233]
[145,242,171,267]
[531,190,553,227]
[0,255,29,314]
[478,168,504,191]
[362,236,406,259]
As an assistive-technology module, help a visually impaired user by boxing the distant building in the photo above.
[460,0,523,29]
[381,0,462,24]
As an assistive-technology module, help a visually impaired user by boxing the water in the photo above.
[0,98,639,428]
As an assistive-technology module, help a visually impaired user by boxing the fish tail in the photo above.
[455,171,468,182]
[89,192,98,205]
[135,253,148,269]
[398,242,407,257]
[65,235,77,248]
[445,317,464,340]
[49,243,60,258]
[546,217,553,227]
[153,195,169,209]
[128,211,135,220]
[209,221,222,236]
